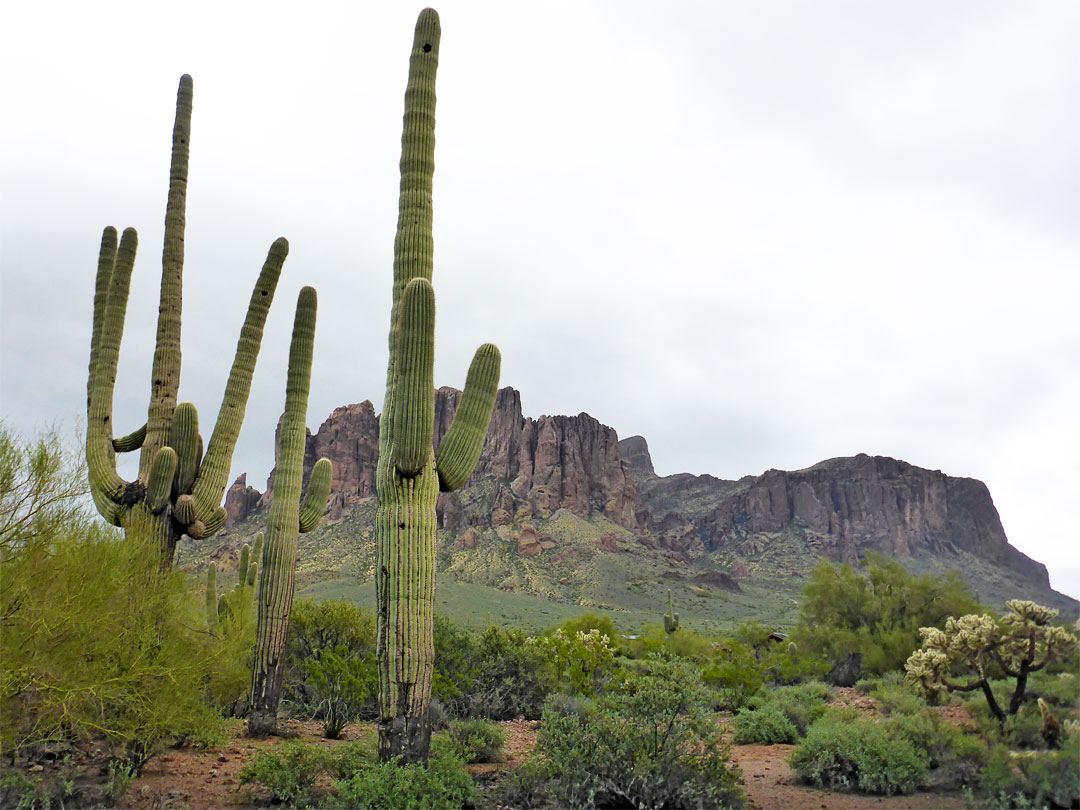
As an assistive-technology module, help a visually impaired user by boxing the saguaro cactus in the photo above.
[374,9,502,764]
[663,589,680,634]
[85,74,286,567]
[249,287,332,735]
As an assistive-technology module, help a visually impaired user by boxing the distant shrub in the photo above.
[528,627,616,697]
[870,681,926,716]
[441,718,505,764]
[702,641,763,711]
[731,705,798,745]
[790,710,928,795]
[324,748,473,810]
[793,554,981,680]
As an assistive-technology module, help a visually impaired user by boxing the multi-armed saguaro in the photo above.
[249,287,332,735]
[375,8,501,764]
[86,75,287,567]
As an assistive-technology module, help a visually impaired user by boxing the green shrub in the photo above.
[702,641,763,711]
[752,682,832,736]
[238,740,331,805]
[731,705,798,745]
[793,554,980,680]
[331,741,376,779]
[285,598,378,721]
[304,645,376,738]
[440,718,505,764]
[870,681,926,716]
[790,710,928,795]
[324,748,474,810]
[979,737,1080,809]
[528,627,616,698]
[532,656,745,809]
[888,709,985,790]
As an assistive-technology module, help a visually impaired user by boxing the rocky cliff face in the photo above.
[225,387,647,533]
[223,388,1052,595]
[623,440,1051,588]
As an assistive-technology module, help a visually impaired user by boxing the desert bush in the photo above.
[790,710,928,795]
[238,740,331,805]
[439,718,505,764]
[702,641,764,710]
[979,737,1080,809]
[432,619,554,720]
[528,627,616,697]
[749,682,832,736]
[870,680,926,716]
[888,709,986,790]
[304,645,376,738]
[0,430,225,768]
[324,747,473,810]
[731,704,798,744]
[530,656,745,809]
[284,598,378,721]
[793,554,980,680]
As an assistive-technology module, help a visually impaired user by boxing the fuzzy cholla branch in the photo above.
[906,600,1078,722]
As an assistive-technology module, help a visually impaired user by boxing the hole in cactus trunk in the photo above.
[423,43,431,52]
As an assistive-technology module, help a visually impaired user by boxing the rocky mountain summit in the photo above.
[222,387,1073,615]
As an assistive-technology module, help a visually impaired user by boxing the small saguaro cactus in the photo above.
[205,565,219,633]
[85,74,286,567]
[373,9,502,764]
[663,589,680,634]
[249,287,332,736]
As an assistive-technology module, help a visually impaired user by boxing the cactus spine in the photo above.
[249,288,332,735]
[85,75,286,567]
[373,9,501,764]
[663,589,680,634]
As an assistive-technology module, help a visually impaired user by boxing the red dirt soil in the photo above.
[116,703,973,810]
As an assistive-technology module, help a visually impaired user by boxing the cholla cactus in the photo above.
[906,600,1077,724]
[86,75,286,567]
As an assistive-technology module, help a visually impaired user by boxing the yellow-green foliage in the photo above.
[793,553,981,677]
[1,519,224,761]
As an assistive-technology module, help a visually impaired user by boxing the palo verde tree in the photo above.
[374,8,501,763]
[249,287,332,735]
[86,75,287,566]
[906,599,1078,724]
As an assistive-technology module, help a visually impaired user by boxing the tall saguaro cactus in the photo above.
[86,75,286,566]
[375,8,502,764]
[249,287,332,736]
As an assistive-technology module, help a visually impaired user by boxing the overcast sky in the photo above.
[2,1,1077,599]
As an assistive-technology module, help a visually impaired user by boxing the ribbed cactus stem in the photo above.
[374,9,501,765]
[249,287,329,736]
[84,74,287,567]
[238,544,251,587]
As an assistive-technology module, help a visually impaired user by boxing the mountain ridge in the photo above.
[210,386,1076,621]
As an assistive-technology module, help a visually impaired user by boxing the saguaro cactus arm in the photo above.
[434,343,501,491]
[299,459,332,534]
[191,238,288,518]
[140,74,193,482]
[112,423,147,453]
[391,278,436,477]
